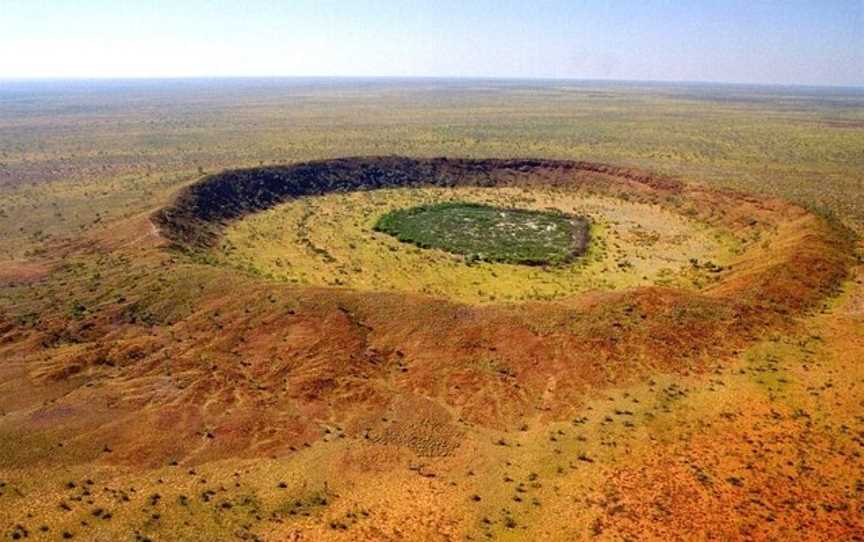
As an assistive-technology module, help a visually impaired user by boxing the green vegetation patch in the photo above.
[373,202,589,265]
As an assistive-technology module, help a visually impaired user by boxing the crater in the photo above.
[155,155,852,315]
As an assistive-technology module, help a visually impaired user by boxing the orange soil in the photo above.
[0,159,859,540]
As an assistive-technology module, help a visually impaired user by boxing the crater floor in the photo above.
[373,201,589,266]
[216,186,740,303]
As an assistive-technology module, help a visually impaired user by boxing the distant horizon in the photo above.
[1,75,863,91]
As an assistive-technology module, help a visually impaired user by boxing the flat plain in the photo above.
[0,79,863,541]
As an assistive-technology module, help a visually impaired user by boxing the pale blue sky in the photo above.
[1,0,862,86]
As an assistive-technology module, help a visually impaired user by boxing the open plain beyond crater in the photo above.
[0,80,863,541]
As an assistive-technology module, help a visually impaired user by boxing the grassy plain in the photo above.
[0,79,862,540]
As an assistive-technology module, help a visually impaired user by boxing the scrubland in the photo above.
[0,79,862,540]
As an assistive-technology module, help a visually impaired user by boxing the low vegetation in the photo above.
[373,202,589,265]
[215,186,738,303]
[0,80,861,540]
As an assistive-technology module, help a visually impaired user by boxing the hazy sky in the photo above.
[1,0,862,86]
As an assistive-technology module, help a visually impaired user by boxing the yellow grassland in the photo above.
[218,187,742,303]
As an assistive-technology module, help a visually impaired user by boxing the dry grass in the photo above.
[0,80,862,540]
[217,186,739,303]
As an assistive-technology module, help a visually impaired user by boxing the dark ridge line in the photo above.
[153,156,682,250]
